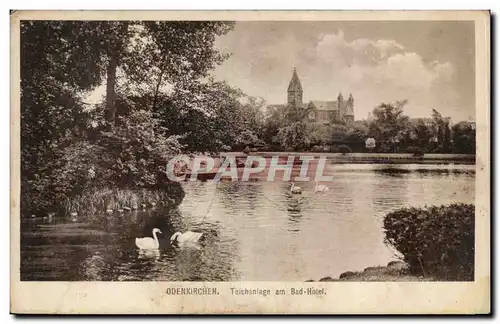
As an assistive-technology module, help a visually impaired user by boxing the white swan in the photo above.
[315,182,329,193]
[170,231,204,246]
[290,182,302,194]
[135,228,162,250]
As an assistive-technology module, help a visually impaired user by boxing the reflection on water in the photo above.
[21,164,475,281]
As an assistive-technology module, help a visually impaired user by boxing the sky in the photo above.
[212,21,475,122]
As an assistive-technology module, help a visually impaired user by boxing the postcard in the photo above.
[10,10,490,314]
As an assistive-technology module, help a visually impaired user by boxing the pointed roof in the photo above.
[309,100,339,111]
[287,68,303,92]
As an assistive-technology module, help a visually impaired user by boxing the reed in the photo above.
[59,187,181,217]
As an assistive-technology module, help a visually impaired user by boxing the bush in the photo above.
[22,109,186,217]
[338,144,352,155]
[383,203,474,281]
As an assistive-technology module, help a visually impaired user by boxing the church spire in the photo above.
[287,67,303,105]
[288,67,303,92]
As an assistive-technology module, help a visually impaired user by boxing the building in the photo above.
[267,68,355,124]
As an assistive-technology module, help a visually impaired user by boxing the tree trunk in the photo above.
[104,22,129,130]
[152,68,166,112]
[105,57,117,128]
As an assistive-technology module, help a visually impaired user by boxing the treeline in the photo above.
[241,100,476,154]
[21,21,263,217]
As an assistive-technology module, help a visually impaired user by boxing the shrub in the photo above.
[22,109,186,217]
[383,203,474,281]
[338,144,352,155]
[98,110,184,187]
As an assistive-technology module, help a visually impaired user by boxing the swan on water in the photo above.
[314,182,329,193]
[290,182,302,194]
[170,231,204,246]
[135,228,162,250]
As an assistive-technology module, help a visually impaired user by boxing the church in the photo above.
[268,68,355,124]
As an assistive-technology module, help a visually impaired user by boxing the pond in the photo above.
[20,163,475,281]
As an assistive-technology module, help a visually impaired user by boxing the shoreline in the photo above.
[221,152,476,165]
[308,261,435,282]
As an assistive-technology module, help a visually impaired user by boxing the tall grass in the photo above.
[60,187,182,217]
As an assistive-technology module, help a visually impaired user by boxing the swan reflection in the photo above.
[137,249,161,261]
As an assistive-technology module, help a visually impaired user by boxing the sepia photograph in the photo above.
[10,10,490,314]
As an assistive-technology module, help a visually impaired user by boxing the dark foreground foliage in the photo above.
[383,203,474,281]
[20,21,247,216]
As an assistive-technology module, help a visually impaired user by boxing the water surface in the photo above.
[21,163,475,281]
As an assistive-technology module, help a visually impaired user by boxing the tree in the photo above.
[348,121,370,138]
[276,104,316,151]
[21,21,105,214]
[20,20,236,215]
[369,100,410,152]
[277,121,314,151]
[432,109,444,147]
[238,96,266,138]
[330,124,349,141]
[431,109,452,153]
[452,122,476,154]
[413,120,432,150]
[123,22,234,110]
[262,105,287,148]
[442,120,452,153]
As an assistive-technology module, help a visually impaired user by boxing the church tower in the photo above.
[287,68,303,106]
[344,93,355,124]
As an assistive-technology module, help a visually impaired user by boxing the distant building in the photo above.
[267,68,355,124]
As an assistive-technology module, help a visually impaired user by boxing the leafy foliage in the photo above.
[368,100,410,152]
[275,104,317,150]
[383,203,474,281]
[413,120,432,150]
[20,20,235,216]
[452,122,476,154]
[98,109,184,187]
[277,121,315,151]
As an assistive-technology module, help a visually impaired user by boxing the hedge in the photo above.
[383,203,474,281]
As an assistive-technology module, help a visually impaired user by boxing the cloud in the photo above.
[316,31,406,67]
[313,31,457,118]
[214,26,465,120]
[316,31,454,89]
